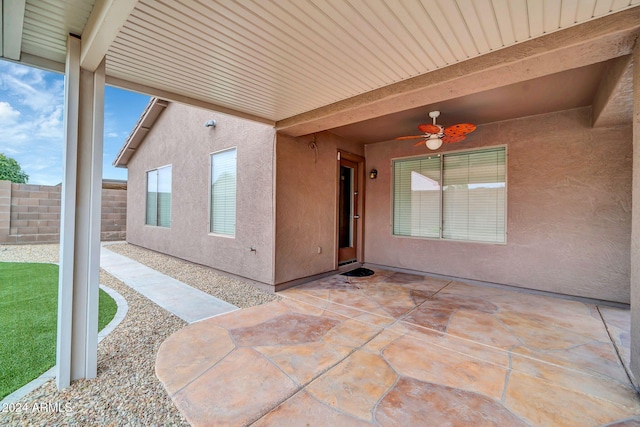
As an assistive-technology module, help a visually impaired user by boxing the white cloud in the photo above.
[0,101,21,124]
[0,61,64,184]
[35,105,64,140]
[0,60,150,185]
[0,63,63,113]
[2,146,19,155]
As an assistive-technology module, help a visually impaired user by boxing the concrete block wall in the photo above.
[9,183,61,244]
[0,180,126,244]
[101,188,127,241]
[0,181,10,243]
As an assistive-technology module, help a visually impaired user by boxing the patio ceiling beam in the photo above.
[105,75,276,126]
[80,0,138,72]
[1,0,26,60]
[592,54,634,128]
[276,7,640,137]
[15,53,65,74]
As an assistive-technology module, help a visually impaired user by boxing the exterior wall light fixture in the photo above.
[369,169,378,179]
[204,119,217,127]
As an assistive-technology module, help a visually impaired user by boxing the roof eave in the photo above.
[113,97,169,168]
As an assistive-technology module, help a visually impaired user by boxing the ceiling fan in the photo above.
[395,111,476,150]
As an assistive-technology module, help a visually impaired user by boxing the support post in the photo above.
[56,34,105,390]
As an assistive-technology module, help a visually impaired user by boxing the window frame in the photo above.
[391,145,507,245]
[208,147,238,238]
[145,164,172,228]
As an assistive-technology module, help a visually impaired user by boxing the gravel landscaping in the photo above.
[105,242,280,308]
[0,244,60,264]
[0,242,279,426]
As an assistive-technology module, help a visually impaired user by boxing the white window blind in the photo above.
[393,147,506,243]
[211,148,237,236]
[146,165,172,227]
[146,170,158,226]
[442,148,505,243]
[393,157,441,238]
[157,166,172,228]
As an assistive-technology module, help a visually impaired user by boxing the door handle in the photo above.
[353,215,360,219]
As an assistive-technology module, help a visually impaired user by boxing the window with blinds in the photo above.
[393,147,506,243]
[210,148,237,236]
[393,156,441,238]
[146,165,172,227]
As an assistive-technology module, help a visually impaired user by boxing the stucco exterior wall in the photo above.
[365,107,632,303]
[630,42,640,378]
[274,132,364,285]
[126,102,276,285]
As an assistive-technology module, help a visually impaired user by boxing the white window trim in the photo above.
[145,163,172,228]
[208,147,237,238]
[390,145,507,245]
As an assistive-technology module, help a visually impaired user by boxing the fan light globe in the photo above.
[426,138,443,150]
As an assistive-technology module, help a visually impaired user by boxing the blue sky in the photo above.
[0,60,150,185]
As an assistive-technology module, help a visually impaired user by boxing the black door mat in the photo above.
[341,267,375,277]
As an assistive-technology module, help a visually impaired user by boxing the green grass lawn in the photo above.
[0,262,118,400]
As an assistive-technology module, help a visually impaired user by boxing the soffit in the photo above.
[105,0,639,123]
[20,0,94,65]
[9,1,640,127]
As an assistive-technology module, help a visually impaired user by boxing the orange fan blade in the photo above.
[444,123,476,136]
[395,135,426,140]
[418,123,440,134]
[442,134,466,144]
[413,140,426,147]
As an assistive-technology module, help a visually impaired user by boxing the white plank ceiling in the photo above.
[21,0,94,63]
[11,0,640,123]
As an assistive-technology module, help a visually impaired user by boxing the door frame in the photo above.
[336,150,365,267]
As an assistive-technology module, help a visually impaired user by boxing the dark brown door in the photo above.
[338,158,358,264]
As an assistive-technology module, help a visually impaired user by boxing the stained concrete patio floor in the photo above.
[156,268,640,426]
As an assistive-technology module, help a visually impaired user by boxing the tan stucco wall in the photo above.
[126,102,276,285]
[630,42,640,377]
[365,107,632,303]
[274,132,364,285]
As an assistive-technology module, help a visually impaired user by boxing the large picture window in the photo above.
[210,148,237,236]
[146,165,172,227]
[393,147,506,243]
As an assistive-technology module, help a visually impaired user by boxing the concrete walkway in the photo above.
[100,247,238,323]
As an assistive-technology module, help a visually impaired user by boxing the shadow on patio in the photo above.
[155,268,640,426]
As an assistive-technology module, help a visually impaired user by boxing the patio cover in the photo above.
[1,0,639,389]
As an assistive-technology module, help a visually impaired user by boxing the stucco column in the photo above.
[56,34,105,390]
[631,40,640,383]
